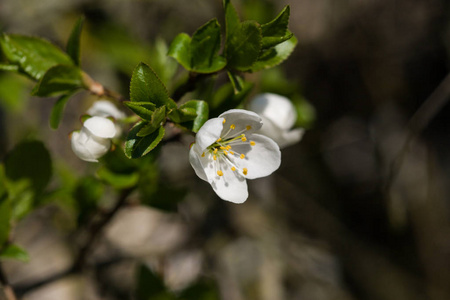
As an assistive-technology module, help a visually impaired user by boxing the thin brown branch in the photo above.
[0,263,17,300]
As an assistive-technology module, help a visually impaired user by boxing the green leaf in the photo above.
[249,35,297,72]
[293,95,316,128]
[225,20,262,71]
[224,0,241,38]
[4,140,52,195]
[0,244,29,262]
[260,6,292,49]
[32,64,83,97]
[137,106,166,137]
[209,82,253,117]
[135,264,176,300]
[167,33,191,70]
[179,280,220,300]
[0,34,73,80]
[0,200,11,246]
[125,122,165,159]
[227,71,244,94]
[97,167,139,189]
[176,100,209,133]
[66,16,85,66]
[49,91,77,129]
[123,101,156,121]
[130,63,175,109]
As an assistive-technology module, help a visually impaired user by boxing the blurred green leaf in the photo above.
[130,63,176,109]
[97,167,139,189]
[0,73,29,112]
[173,100,209,133]
[4,141,52,195]
[123,101,156,121]
[142,184,186,212]
[0,64,19,71]
[0,244,29,262]
[210,82,253,117]
[0,33,73,80]
[179,280,220,300]
[0,200,11,246]
[6,179,34,221]
[49,91,77,129]
[227,71,244,94]
[125,122,165,159]
[66,16,84,66]
[293,95,316,128]
[135,264,176,300]
[32,64,83,97]
[137,106,166,137]
[260,6,292,49]
[249,35,297,72]
[225,20,262,71]
[74,176,104,225]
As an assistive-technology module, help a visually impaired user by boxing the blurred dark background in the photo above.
[2,0,450,299]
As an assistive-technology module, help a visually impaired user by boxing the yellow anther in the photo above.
[230,124,236,130]
[243,168,248,175]
[216,138,222,142]
[217,170,223,176]
[250,141,255,146]
[224,151,229,155]
[213,155,217,161]
[231,166,236,171]
[226,145,232,150]
[220,146,226,150]
[230,151,235,155]
[222,119,226,124]
[201,152,205,157]
[213,148,218,154]
[241,136,247,142]
[246,125,252,130]
[240,154,245,159]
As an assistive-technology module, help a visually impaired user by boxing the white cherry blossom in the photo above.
[249,93,304,148]
[87,100,126,138]
[71,116,116,162]
[189,109,281,203]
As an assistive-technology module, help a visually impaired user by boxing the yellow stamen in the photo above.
[230,124,236,130]
[217,138,222,142]
[224,151,228,155]
[222,119,226,124]
[240,154,245,159]
[243,168,248,175]
[241,136,247,142]
[230,151,235,155]
[213,155,217,161]
[220,146,226,150]
[250,141,255,146]
[217,170,223,176]
[201,152,205,157]
[226,145,232,150]
[231,166,236,171]
[246,125,252,130]
[213,148,218,154]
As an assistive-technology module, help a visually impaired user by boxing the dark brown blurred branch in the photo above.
[0,263,17,300]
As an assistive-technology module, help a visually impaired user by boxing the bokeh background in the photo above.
[1,0,450,299]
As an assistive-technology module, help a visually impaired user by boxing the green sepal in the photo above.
[0,33,73,80]
[32,64,84,97]
[123,101,156,121]
[249,35,297,72]
[130,62,176,109]
[49,91,77,129]
[260,6,292,49]
[227,71,244,94]
[125,122,165,159]
[66,16,85,66]
[0,244,29,262]
[171,100,209,133]
[136,106,166,137]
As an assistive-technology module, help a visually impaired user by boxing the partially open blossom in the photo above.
[71,116,116,162]
[189,109,281,203]
[87,100,126,137]
[249,93,304,148]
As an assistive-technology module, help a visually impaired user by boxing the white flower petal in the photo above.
[228,134,281,179]
[196,117,224,150]
[83,116,117,139]
[249,93,297,130]
[71,129,111,162]
[87,100,126,120]
[189,144,208,182]
[279,128,305,148]
[219,109,262,136]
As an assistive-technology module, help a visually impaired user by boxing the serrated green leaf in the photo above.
[125,122,165,159]
[225,20,262,71]
[97,167,139,189]
[4,140,52,195]
[0,244,29,262]
[130,63,176,109]
[167,33,191,70]
[123,101,156,121]
[177,100,209,133]
[224,0,241,38]
[0,64,19,72]
[250,35,297,72]
[50,91,77,129]
[66,16,85,66]
[227,71,244,94]
[0,200,11,246]
[32,64,83,97]
[137,106,166,137]
[0,34,73,80]
[261,6,292,49]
